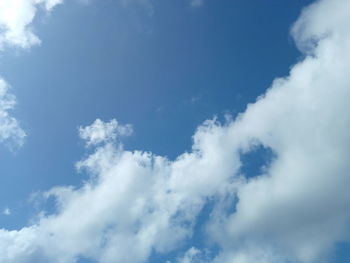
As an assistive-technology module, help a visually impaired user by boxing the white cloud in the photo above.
[2,207,11,216]
[178,247,210,263]
[207,0,350,262]
[79,119,132,147]
[0,117,242,263]
[1,0,350,262]
[0,0,63,50]
[0,0,63,149]
[0,78,26,147]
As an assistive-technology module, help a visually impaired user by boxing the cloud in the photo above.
[2,208,11,216]
[190,0,204,8]
[1,0,350,262]
[79,119,133,147]
[0,117,242,262]
[0,78,26,147]
[207,0,350,262]
[178,247,210,263]
[0,0,64,149]
[0,0,63,50]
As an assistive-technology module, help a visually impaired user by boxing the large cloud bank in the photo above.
[1,0,350,262]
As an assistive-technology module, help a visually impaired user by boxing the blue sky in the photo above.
[1,0,350,262]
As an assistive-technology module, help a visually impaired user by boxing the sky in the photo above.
[1,0,350,262]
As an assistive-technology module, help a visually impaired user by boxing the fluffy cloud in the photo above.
[0,78,26,147]
[79,119,133,147]
[0,0,63,50]
[209,0,350,262]
[0,116,242,262]
[1,0,350,262]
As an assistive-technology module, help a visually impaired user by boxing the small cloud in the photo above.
[190,95,201,104]
[178,247,210,263]
[2,207,11,216]
[184,94,203,105]
[79,119,132,147]
[190,0,203,8]
[0,78,26,149]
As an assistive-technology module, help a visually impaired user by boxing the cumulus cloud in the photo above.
[79,119,132,147]
[0,78,26,147]
[0,0,63,50]
[209,0,350,262]
[0,117,242,262]
[1,0,350,262]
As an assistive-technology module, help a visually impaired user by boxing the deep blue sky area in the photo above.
[0,0,324,256]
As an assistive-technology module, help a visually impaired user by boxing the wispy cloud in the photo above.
[0,78,26,147]
[2,207,11,216]
[190,0,204,8]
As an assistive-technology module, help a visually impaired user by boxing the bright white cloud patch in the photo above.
[0,78,26,147]
[1,0,350,262]
[79,119,133,146]
[0,0,63,50]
